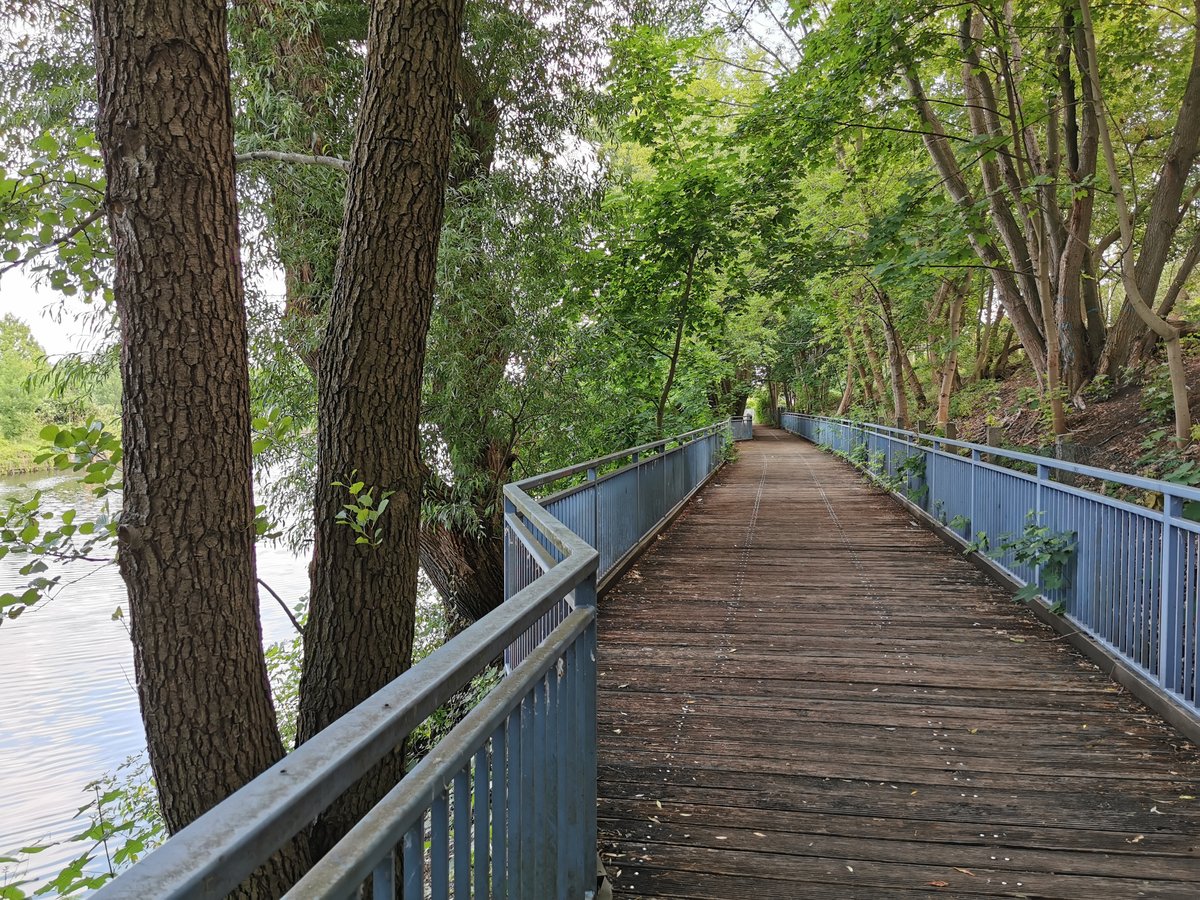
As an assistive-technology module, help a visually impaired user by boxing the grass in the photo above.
[0,433,50,476]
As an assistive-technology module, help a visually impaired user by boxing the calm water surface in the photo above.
[0,470,308,890]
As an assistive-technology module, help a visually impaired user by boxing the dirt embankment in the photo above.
[950,357,1200,475]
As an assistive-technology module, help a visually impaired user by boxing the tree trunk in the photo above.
[901,353,928,408]
[905,68,1049,379]
[857,309,890,414]
[835,350,855,416]
[1098,4,1200,375]
[974,285,1001,382]
[1080,0,1190,444]
[656,244,700,435]
[91,0,306,890]
[297,0,464,859]
[873,290,909,427]
[937,287,965,429]
[995,323,1017,378]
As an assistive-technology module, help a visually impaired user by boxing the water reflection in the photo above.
[0,471,308,890]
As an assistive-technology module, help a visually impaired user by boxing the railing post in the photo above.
[633,452,641,540]
[1035,462,1050,588]
[1160,492,1184,692]
[587,466,598,567]
[575,569,599,899]
[969,448,980,539]
[929,439,939,515]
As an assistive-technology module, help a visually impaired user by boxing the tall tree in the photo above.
[89,0,305,888]
[295,0,465,855]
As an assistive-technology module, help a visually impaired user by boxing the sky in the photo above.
[0,259,286,360]
[0,268,97,357]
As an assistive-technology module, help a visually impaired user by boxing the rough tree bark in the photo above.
[90,0,306,890]
[297,0,465,857]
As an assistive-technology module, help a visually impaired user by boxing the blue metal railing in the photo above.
[505,421,732,667]
[782,412,1200,724]
[730,415,753,441]
[93,420,731,899]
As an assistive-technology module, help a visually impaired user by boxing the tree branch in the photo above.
[235,150,350,172]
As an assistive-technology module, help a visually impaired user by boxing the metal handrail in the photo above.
[783,412,1200,728]
[800,414,1200,502]
[515,421,730,493]
[95,420,730,898]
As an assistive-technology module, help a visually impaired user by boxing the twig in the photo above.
[0,207,104,275]
[258,577,304,634]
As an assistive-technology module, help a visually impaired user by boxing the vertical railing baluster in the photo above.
[577,570,599,895]
[519,692,535,892]
[492,725,507,898]
[454,767,470,894]
[533,676,547,892]
[432,790,449,900]
[403,815,424,900]
[473,746,489,899]
[1161,492,1184,694]
[565,638,583,896]
[373,849,396,900]
[506,707,520,899]
[969,448,980,540]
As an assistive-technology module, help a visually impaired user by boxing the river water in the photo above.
[0,470,309,891]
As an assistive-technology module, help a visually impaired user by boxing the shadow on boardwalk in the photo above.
[597,426,1200,899]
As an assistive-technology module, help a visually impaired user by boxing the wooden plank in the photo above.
[596,426,1200,898]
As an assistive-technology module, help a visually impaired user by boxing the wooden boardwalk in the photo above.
[596,427,1200,899]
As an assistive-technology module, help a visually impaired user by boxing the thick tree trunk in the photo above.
[91,0,306,890]
[297,0,464,858]
[419,519,503,634]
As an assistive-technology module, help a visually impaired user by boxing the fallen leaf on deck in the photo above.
[953,868,975,876]
[927,881,949,887]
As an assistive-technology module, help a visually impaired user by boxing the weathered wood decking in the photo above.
[596,427,1200,898]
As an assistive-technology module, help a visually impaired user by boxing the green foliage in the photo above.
[331,471,394,547]
[995,513,1076,606]
[1141,365,1176,423]
[0,757,163,897]
[964,531,990,554]
[0,420,121,622]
